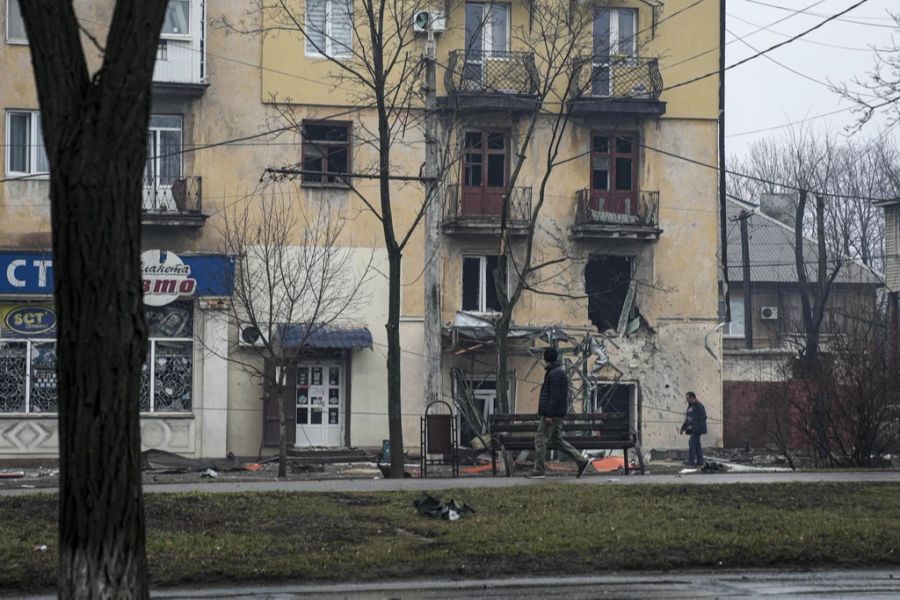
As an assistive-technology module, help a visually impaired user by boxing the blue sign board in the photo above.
[0,251,234,297]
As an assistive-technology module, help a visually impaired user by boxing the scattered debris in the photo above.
[0,471,25,479]
[200,468,218,479]
[413,493,475,521]
[21,484,36,489]
[33,544,48,552]
[377,463,417,479]
[243,463,264,472]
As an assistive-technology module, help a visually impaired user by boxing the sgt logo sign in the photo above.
[141,250,197,307]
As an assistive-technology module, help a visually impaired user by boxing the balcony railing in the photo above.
[444,184,532,233]
[574,189,660,237]
[444,50,540,97]
[142,177,204,225]
[569,56,663,101]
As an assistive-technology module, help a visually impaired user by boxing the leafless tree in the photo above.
[728,131,899,273]
[16,2,169,597]
[218,183,371,477]
[223,0,451,477]
[833,11,900,130]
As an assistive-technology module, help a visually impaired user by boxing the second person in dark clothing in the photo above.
[527,347,592,479]
[680,391,708,466]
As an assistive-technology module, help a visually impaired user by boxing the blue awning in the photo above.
[280,324,373,349]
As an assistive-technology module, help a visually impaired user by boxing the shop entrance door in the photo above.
[295,362,343,447]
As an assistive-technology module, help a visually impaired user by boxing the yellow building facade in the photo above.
[0,0,722,459]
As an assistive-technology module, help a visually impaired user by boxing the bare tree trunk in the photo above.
[18,2,169,597]
[494,314,512,415]
[277,361,288,477]
[386,249,404,476]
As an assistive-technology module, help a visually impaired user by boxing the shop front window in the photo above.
[140,302,194,413]
[0,304,57,414]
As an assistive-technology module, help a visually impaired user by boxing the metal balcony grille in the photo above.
[445,50,540,96]
[570,56,663,100]
[445,184,532,225]
[142,176,202,214]
[575,189,659,228]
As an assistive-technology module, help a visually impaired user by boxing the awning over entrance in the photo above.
[280,324,373,349]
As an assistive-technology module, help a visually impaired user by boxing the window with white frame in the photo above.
[464,2,509,54]
[305,0,352,58]
[140,302,194,413]
[6,111,48,176]
[161,0,191,37]
[593,7,637,57]
[726,295,745,338]
[144,115,183,190]
[6,0,26,44]
[462,255,502,313]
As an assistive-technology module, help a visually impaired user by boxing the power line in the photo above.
[740,0,899,28]
[664,0,877,94]
[727,11,894,52]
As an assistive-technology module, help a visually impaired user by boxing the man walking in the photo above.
[527,348,591,479]
[680,391,708,466]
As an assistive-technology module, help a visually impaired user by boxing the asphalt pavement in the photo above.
[3,469,900,496]
[19,570,900,599]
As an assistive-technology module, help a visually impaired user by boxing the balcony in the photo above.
[443,184,532,236]
[440,50,540,112]
[567,56,666,117]
[142,176,206,227]
[572,189,661,240]
[152,0,208,97]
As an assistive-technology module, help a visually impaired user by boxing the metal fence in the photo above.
[574,189,660,227]
[445,184,532,225]
[142,176,202,214]
[569,56,663,100]
[445,50,540,96]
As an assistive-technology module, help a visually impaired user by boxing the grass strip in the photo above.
[1,482,899,592]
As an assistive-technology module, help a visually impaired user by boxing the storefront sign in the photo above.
[142,250,198,307]
[0,304,56,338]
[0,251,234,298]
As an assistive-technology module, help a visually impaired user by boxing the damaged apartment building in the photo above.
[0,0,722,460]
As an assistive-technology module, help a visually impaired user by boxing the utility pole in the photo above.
[718,0,730,325]
[738,210,753,349]
[423,24,442,408]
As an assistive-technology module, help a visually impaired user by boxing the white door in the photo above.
[295,362,343,447]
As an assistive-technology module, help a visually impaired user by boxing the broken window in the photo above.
[593,382,634,425]
[585,255,632,332]
[462,255,501,313]
[301,121,350,185]
[590,132,638,215]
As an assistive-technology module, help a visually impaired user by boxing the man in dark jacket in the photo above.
[527,348,591,479]
[680,391,708,466]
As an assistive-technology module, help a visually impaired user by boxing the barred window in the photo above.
[141,302,194,413]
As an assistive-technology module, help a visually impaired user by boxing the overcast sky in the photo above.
[724,0,898,157]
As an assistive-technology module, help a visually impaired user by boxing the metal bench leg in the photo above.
[491,447,497,476]
[634,442,646,475]
[624,448,629,475]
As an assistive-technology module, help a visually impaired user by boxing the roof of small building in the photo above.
[725,199,882,286]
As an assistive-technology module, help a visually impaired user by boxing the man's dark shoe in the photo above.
[577,459,592,479]
[525,469,546,479]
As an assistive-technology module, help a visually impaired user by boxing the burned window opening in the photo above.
[462,255,501,313]
[592,382,633,424]
[585,255,632,332]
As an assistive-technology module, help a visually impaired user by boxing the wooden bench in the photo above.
[488,413,645,476]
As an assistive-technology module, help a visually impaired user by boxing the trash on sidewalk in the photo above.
[200,468,218,479]
[33,544,48,552]
[0,471,25,479]
[243,463,264,472]
[413,493,475,521]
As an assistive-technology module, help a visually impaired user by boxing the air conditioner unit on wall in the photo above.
[760,306,779,320]
[412,10,446,33]
[238,324,265,347]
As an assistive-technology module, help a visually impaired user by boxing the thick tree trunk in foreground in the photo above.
[386,249,405,477]
[19,2,168,597]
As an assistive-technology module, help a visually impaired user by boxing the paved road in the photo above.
[3,470,900,496]
[20,570,900,599]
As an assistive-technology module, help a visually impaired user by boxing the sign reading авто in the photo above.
[141,250,197,307]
